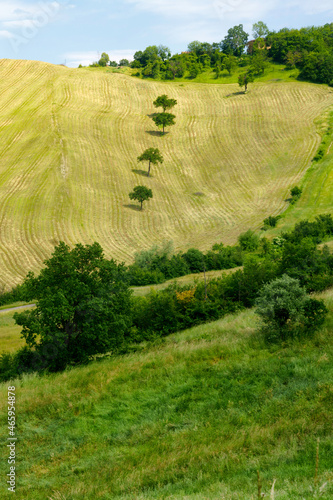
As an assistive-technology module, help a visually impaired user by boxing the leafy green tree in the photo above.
[238,229,259,251]
[238,71,255,92]
[119,59,130,66]
[255,274,327,341]
[222,24,249,57]
[98,52,110,66]
[153,94,177,112]
[224,55,237,75]
[188,62,203,78]
[13,242,132,370]
[250,51,269,75]
[152,112,176,135]
[252,21,269,39]
[129,185,153,210]
[137,148,164,177]
[157,45,171,61]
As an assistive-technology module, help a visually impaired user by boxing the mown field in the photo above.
[0,59,332,288]
[0,288,332,499]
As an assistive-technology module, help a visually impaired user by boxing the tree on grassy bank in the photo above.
[13,242,132,371]
[255,274,327,342]
[153,94,177,112]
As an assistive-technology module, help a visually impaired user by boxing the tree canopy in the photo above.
[129,185,153,210]
[153,94,177,112]
[137,148,164,177]
[13,242,132,370]
[152,112,176,135]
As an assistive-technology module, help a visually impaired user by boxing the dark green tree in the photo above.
[13,242,132,371]
[224,55,237,75]
[129,185,153,210]
[119,59,130,66]
[137,148,164,177]
[238,71,255,92]
[222,24,249,57]
[152,112,176,135]
[255,274,327,341]
[153,94,177,112]
[98,52,110,67]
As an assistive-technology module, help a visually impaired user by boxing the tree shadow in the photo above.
[225,91,245,97]
[284,197,293,203]
[145,130,168,137]
[123,203,142,211]
[131,169,152,177]
[147,113,158,118]
[194,192,205,196]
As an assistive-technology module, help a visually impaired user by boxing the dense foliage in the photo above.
[126,22,333,86]
[1,214,333,381]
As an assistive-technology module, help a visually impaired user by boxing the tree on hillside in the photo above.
[137,148,164,177]
[252,21,269,39]
[13,242,132,371]
[98,52,110,67]
[224,55,237,75]
[129,185,153,210]
[222,24,249,57]
[255,274,327,342]
[238,71,255,92]
[152,113,176,135]
[153,94,177,112]
[119,59,130,67]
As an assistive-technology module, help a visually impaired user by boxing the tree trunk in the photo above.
[162,124,165,135]
[148,161,151,177]
[245,82,248,92]
[141,201,143,210]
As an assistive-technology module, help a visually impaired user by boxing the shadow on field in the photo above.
[147,113,158,118]
[145,130,169,137]
[131,169,152,177]
[226,91,246,97]
[123,204,142,211]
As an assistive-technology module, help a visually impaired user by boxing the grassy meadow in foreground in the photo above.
[0,289,332,499]
[0,59,332,288]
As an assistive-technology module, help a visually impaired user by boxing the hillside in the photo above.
[0,288,332,499]
[0,59,332,287]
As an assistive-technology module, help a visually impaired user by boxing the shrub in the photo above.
[263,215,281,228]
[238,230,260,252]
[290,186,302,204]
[255,274,328,342]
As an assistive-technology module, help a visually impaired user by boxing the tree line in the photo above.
[90,21,333,87]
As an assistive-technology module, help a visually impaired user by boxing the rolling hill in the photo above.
[0,59,332,287]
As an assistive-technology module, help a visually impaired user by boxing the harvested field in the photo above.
[0,59,332,286]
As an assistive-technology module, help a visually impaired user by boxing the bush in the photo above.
[255,274,328,342]
[263,215,281,228]
[238,230,260,252]
[290,186,302,204]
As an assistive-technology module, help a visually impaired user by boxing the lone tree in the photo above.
[153,94,177,112]
[129,185,153,210]
[152,112,175,135]
[238,71,255,92]
[137,147,164,177]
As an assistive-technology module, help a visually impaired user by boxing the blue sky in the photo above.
[0,0,332,67]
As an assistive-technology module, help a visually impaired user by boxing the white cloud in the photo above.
[0,30,16,39]
[64,50,135,68]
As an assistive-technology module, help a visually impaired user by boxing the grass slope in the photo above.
[0,59,332,287]
[0,289,332,499]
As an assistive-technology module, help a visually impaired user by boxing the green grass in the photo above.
[0,59,332,288]
[0,289,332,499]
[128,62,300,85]
[0,306,34,353]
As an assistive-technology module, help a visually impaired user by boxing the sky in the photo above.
[0,0,332,67]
